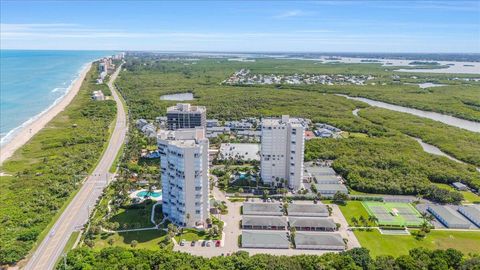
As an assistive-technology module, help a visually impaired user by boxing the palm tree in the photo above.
[326,205,333,216]
[282,202,289,215]
[351,217,358,227]
[368,215,378,225]
[359,216,368,227]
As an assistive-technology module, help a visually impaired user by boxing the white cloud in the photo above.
[273,10,308,19]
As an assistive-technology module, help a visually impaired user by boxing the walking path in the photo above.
[24,64,127,270]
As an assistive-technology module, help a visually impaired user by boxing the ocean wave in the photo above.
[0,62,92,147]
[51,87,67,93]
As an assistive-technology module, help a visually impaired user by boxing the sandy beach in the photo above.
[0,62,92,165]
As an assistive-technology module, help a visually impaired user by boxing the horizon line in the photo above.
[1,49,480,55]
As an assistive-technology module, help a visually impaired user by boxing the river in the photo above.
[337,94,480,133]
[411,137,480,172]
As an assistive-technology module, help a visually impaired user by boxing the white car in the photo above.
[206,240,213,247]
[180,239,186,246]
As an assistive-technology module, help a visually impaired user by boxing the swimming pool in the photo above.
[137,191,162,198]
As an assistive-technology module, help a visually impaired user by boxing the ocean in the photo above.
[0,50,112,145]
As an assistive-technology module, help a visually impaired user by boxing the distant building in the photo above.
[167,103,206,130]
[236,130,261,140]
[288,204,329,217]
[141,124,157,138]
[98,62,107,73]
[158,128,209,227]
[458,205,480,227]
[315,184,348,196]
[261,115,305,190]
[294,232,345,250]
[206,119,220,128]
[452,182,468,191]
[242,216,287,230]
[289,217,336,232]
[206,126,230,138]
[91,90,105,101]
[428,205,471,229]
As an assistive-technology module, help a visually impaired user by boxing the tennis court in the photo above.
[362,201,423,227]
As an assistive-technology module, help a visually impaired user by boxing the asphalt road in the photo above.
[24,65,127,270]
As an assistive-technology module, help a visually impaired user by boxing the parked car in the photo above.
[215,240,221,247]
[191,241,196,246]
[206,240,213,247]
[180,239,186,246]
[201,240,206,247]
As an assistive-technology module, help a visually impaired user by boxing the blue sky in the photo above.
[1,1,479,52]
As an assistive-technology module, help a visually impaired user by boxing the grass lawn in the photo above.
[228,197,246,202]
[108,204,155,229]
[174,228,221,242]
[433,183,480,203]
[93,230,166,250]
[355,229,480,257]
[337,201,374,226]
[64,232,80,253]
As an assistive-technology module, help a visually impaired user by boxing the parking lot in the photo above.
[174,191,360,257]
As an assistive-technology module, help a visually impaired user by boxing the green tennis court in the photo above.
[362,201,423,227]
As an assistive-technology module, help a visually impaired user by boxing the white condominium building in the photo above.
[261,115,305,190]
[158,128,209,227]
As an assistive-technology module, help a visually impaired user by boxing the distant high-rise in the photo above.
[167,103,206,130]
[158,128,209,227]
[260,115,305,190]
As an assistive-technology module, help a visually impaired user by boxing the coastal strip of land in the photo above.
[24,64,127,270]
[0,62,92,165]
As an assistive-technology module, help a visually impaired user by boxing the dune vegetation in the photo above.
[0,64,116,264]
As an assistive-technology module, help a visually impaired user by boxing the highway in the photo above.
[24,64,127,270]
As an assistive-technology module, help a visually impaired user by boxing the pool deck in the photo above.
[129,189,163,202]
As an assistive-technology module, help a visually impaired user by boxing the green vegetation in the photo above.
[305,136,479,202]
[107,201,157,229]
[63,232,80,254]
[0,64,116,265]
[174,228,221,242]
[228,197,246,202]
[61,246,480,270]
[359,107,480,166]
[92,230,167,250]
[71,56,480,267]
[433,183,480,203]
[355,229,480,257]
[337,201,374,226]
[115,57,479,203]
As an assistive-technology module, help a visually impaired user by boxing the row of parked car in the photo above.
[180,239,222,247]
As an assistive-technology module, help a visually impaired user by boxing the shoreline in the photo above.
[0,62,93,165]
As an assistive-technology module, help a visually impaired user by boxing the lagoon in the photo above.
[337,94,480,133]
[160,92,194,101]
